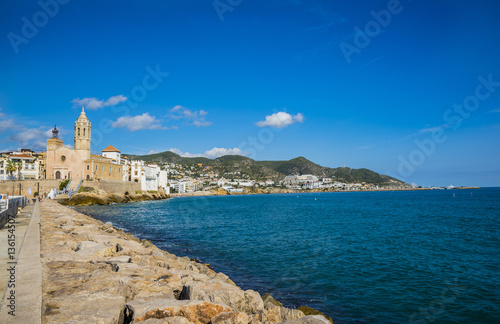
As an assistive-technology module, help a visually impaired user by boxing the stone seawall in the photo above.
[0,179,61,199]
[81,179,142,195]
[40,201,330,324]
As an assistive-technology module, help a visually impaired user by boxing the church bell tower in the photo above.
[74,107,91,160]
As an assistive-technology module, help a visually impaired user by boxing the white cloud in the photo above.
[256,112,304,128]
[487,108,500,113]
[71,95,127,110]
[168,147,244,159]
[8,126,53,149]
[111,113,165,132]
[168,105,212,127]
[418,122,455,134]
[0,118,16,132]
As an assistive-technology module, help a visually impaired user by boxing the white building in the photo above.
[0,150,44,180]
[159,170,169,194]
[217,178,229,187]
[174,180,202,193]
[129,161,169,193]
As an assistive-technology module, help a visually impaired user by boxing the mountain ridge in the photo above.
[124,151,407,186]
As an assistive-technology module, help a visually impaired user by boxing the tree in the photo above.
[6,160,17,180]
[16,162,23,180]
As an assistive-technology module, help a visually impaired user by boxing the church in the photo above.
[46,108,123,181]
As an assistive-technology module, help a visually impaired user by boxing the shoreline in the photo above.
[38,200,330,323]
[170,186,481,198]
[59,185,482,207]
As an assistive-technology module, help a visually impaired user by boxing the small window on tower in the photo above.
[61,156,66,162]
[83,128,85,136]
[78,128,80,136]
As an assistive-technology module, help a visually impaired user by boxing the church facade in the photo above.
[46,108,123,181]
[46,108,91,180]
[45,108,168,193]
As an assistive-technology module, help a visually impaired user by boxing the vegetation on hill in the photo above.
[123,151,407,186]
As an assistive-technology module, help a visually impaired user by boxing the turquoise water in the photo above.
[75,188,500,323]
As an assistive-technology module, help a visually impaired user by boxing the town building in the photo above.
[46,108,91,180]
[0,150,45,180]
[45,108,168,191]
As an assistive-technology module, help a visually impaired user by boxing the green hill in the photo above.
[123,151,407,186]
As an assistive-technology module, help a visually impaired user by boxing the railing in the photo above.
[64,178,72,192]
[0,195,27,229]
[68,177,83,198]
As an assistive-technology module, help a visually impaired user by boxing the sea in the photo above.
[75,188,500,323]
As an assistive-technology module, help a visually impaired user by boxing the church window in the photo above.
[110,167,112,172]
[83,128,85,136]
[61,156,66,162]
[87,165,90,171]
[78,128,80,136]
[118,168,121,173]
[96,165,98,171]
[102,166,104,171]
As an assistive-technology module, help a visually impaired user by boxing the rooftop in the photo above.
[102,145,121,153]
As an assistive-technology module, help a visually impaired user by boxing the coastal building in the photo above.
[130,161,169,192]
[46,109,91,180]
[83,155,123,181]
[283,174,319,187]
[0,150,45,180]
[101,145,132,182]
[46,108,140,184]
[217,178,229,187]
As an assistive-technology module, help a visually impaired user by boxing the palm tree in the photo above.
[6,160,16,180]
[16,162,23,180]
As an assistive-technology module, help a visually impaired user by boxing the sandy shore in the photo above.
[38,200,330,324]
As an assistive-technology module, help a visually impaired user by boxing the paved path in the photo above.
[0,201,41,323]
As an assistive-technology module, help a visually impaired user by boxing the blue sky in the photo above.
[1,0,499,187]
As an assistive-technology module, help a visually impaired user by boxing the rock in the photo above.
[180,280,264,314]
[108,193,128,203]
[40,200,320,324]
[63,192,111,206]
[297,306,333,324]
[43,292,126,324]
[211,272,236,286]
[127,299,232,324]
[262,293,283,307]
[210,311,250,324]
[280,307,305,321]
[74,240,116,258]
[251,305,305,324]
[279,315,332,324]
[140,317,194,324]
[109,255,132,263]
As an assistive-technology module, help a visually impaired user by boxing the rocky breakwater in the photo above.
[62,190,170,206]
[40,200,331,324]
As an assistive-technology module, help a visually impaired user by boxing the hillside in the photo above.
[123,151,407,186]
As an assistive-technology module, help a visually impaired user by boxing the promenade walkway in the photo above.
[0,201,42,323]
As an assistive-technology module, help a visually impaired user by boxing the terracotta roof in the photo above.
[102,145,121,153]
[10,154,34,159]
